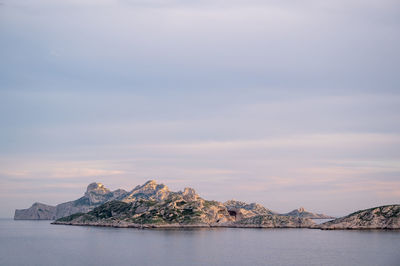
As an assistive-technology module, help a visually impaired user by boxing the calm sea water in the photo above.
[1,219,399,266]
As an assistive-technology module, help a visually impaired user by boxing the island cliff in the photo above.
[14,202,56,220]
[52,181,314,228]
[14,182,127,220]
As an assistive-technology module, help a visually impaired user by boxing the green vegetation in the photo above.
[89,201,131,219]
[56,193,217,225]
[176,200,186,206]
[56,212,85,222]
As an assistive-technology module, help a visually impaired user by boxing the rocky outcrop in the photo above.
[232,214,315,228]
[179,188,199,201]
[14,182,128,220]
[54,183,128,219]
[283,207,335,219]
[318,205,400,230]
[121,180,170,202]
[14,202,56,220]
[224,200,276,220]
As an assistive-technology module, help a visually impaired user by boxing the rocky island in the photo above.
[15,180,400,230]
[52,181,314,228]
[319,205,400,230]
[14,202,56,220]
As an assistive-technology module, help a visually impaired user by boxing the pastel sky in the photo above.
[1,0,399,217]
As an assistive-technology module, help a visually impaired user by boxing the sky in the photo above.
[0,0,399,217]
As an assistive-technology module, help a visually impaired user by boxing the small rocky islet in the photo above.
[319,205,400,230]
[15,180,400,230]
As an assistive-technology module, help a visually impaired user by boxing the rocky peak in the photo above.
[83,182,112,205]
[141,180,158,189]
[298,207,306,212]
[123,180,170,202]
[180,187,199,201]
[15,202,56,220]
[86,182,110,195]
[134,180,168,193]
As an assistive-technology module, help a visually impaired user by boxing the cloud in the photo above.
[0,159,125,180]
[0,0,399,217]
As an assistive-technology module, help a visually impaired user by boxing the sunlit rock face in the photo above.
[283,207,335,219]
[122,180,171,202]
[179,188,199,201]
[14,202,56,220]
[85,183,112,205]
[319,205,400,230]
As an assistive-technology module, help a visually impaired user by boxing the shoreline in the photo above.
[51,221,400,230]
[51,221,315,229]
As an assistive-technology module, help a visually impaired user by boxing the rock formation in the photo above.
[14,182,128,220]
[233,214,315,228]
[223,200,276,220]
[52,181,315,228]
[283,207,335,219]
[121,180,170,202]
[318,205,400,230]
[14,202,56,220]
[54,182,127,219]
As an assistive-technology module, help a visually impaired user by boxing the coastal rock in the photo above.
[283,207,335,219]
[14,202,56,220]
[319,205,400,230]
[224,200,276,220]
[233,214,315,228]
[15,182,128,220]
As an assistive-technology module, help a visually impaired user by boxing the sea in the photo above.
[0,219,399,266]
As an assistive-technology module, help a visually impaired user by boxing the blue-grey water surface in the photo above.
[1,219,399,266]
